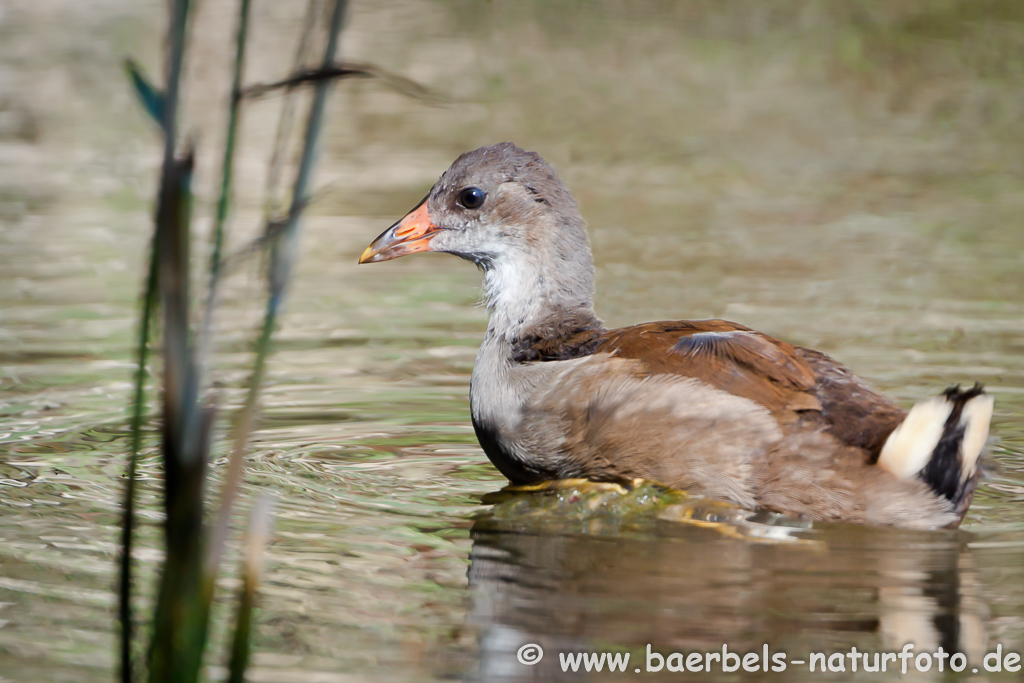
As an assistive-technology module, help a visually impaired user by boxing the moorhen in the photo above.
[359,143,993,529]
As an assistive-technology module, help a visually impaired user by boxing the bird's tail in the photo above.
[878,383,993,517]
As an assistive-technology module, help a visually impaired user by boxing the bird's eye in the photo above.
[458,187,485,209]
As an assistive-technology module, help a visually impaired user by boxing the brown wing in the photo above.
[595,320,821,414]
[513,315,907,458]
[795,346,906,457]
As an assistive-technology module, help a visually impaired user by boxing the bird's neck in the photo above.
[470,245,604,483]
[469,293,604,484]
[481,248,597,342]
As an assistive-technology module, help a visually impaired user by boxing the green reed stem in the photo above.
[197,0,253,409]
[118,240,158,683]
[226,497,275,683]
[285,0,350,259]
[141,1,206,682]
[148,149,210,683]
[204,300,275,579]
[206,0,252,291]
[263,0,322,215]
[120,0,191,680]
[205,0,349,580]
[159,0,189,184]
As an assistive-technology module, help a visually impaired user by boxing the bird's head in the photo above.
[359,142,588,270]
[359,143,597,334]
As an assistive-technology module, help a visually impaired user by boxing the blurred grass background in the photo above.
[3,0,1022,323]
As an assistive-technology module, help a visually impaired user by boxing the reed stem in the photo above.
[206,0,350,579]
[201,0,252,350]
[118,242,158,683]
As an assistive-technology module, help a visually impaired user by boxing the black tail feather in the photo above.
[920,383,985,515]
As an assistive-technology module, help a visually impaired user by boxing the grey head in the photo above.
[360,143,597,333]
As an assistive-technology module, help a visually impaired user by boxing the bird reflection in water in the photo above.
[463,485,987,682]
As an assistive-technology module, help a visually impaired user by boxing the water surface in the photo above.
[2,1,1024,681]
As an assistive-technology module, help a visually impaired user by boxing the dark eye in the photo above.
[458,187,485,209]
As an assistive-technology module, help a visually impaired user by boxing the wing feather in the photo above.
[513,316,906,458]
[597,320,819,413]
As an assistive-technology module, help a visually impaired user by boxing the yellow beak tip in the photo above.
[358,246,377,264]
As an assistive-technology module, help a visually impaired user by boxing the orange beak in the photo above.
[358,197,441,264]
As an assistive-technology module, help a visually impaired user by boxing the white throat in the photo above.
[482,258,549,340]
[480,249,596,342]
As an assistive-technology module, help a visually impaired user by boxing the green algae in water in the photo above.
[478,479,816,544]
[483,480,687,519]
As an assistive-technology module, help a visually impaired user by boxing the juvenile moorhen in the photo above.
[359,142,993,529]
